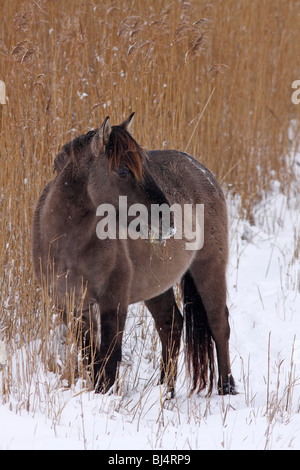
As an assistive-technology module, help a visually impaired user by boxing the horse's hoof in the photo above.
[94,383,106,394]
[94,376,114,394]
[166,387,175,400]
[218,375,237,396]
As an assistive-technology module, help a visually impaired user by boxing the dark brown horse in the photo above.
[32,113,236,397]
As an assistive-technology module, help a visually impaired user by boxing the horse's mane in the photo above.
[53,127,146,181]
[53,130,97,173]
[106,125,146,181]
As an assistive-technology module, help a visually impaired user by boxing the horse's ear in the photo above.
[120,112,135,132]
[91,116,111,155]
[101,115,112,145]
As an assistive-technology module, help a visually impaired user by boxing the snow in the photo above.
[0,160,299,450]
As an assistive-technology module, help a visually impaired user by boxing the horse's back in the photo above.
[146,150,225,202]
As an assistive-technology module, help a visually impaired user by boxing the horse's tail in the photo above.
[182,270,215,395]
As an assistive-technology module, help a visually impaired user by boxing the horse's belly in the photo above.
[129,239,195,303]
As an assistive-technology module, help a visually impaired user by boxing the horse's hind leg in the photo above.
[145,288,183,397]
[190,259,236,395]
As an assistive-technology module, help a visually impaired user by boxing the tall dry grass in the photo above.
[0,0,300,404]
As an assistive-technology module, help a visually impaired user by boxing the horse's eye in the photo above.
[117,167,130,177]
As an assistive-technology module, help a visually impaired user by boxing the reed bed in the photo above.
[0,0,299,416]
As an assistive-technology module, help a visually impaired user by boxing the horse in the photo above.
[32,113,236,397]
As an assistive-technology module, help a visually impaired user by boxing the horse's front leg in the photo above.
[94,304,127,393]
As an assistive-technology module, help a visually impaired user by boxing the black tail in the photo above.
[182,270,215,395]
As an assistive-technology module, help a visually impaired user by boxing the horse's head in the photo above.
[86,113,175,241]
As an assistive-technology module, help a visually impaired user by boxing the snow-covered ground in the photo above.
[0,160,299,451]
